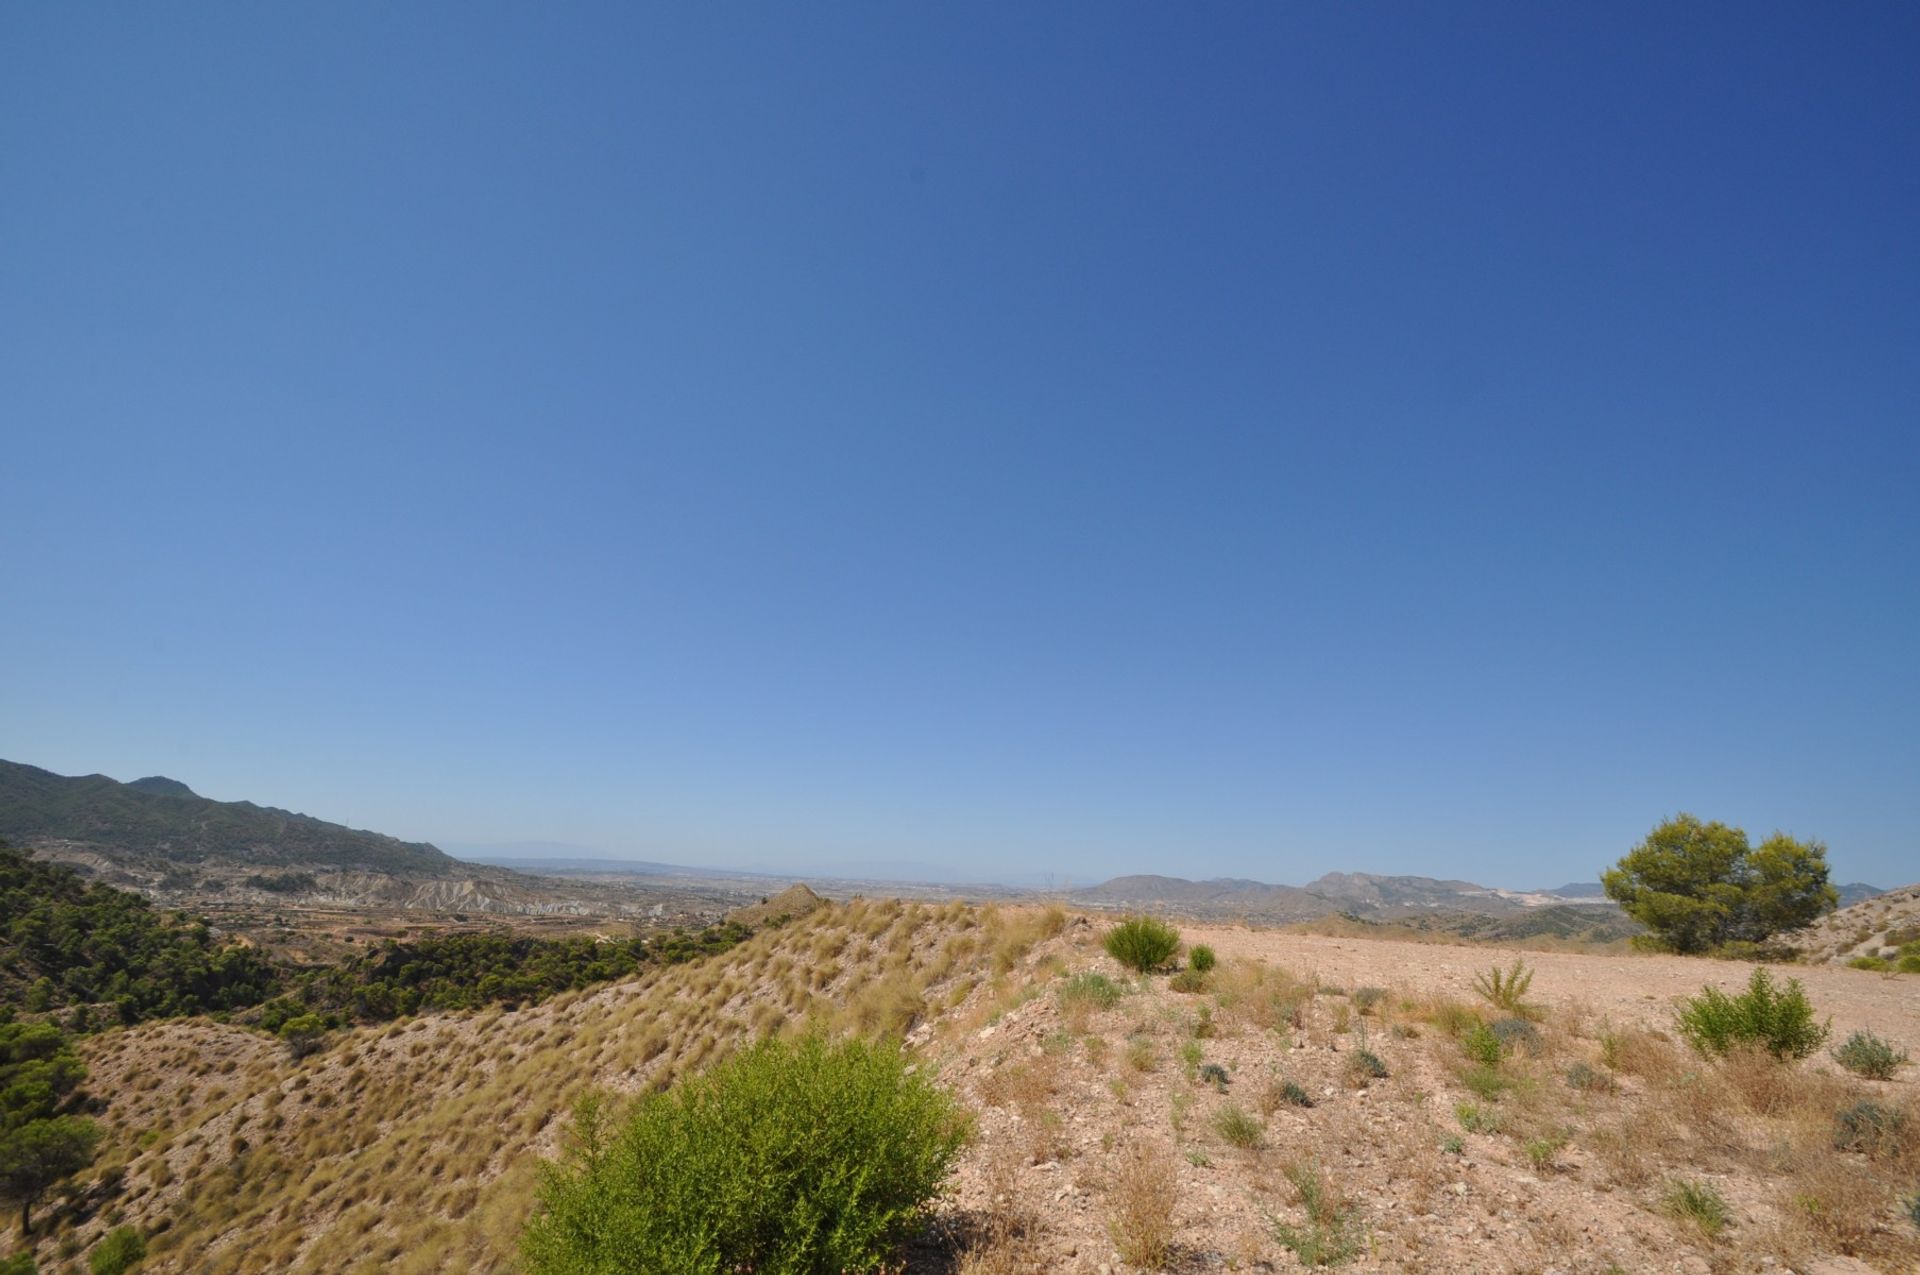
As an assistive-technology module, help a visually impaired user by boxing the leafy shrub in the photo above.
[522,1034,969,1274]
[1489,1017,1542,1057]
[277,1015,329,1061]
[1675,968,1828,1060]
[1056,972,1125,1012]
[1661,1178,1731,1238]
[1213,1103,1264,1149]
[1188,944,1217,974]
[1900,953,1920,974]
[88,1227,145,1275]
[1455,1102,1499,1134]
[1472,959,1535,1017]
[0,1252,34,1275]
[1830,1030,1910,1080]
[1351,986,1386,1016]
[1833,1100,1906,1156]
[1104,917,1181,974]
[1168,968,1208,994]
[1523,1135,1565,1173]
[1461,1023,1504,1067]
[1848,956,1889,972]
[1198,1062,1230,1092]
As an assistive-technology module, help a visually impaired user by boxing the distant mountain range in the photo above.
[1065,870,1598,923]
[0,759,452,873]
[0,760,709,918]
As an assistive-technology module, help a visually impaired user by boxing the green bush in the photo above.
[1460,1023,1503,1067]
[1103,917,1181,974]
[1351,986,1386,1016]
[522,1035,970,1274]
[1188,944,1217,974]
[1830,1030,1910,1080]
[1900,954,1920,975]
[1056,972,1125,1011]
[1661,1178,1731,1238]
[1213,1103,1263,1149]
[1168,968,1209,993]
[1674,967,1828,1060]
[88,1227,145,1275]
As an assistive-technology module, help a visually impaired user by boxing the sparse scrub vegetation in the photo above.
[86,1226,144,1275]
[1830,1029,1909,1080]
[1675,967,1828,1060]
[1187,944,1216,974]
[1107,1144,1176,1270]
[1270,1161,1364,1267]
[1212,1103,1263,1149]
[1832,1100,1906,1156]
[1660,1177,1731,1239]
[1103,917,1181,975]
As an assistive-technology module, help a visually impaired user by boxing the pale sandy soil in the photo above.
[925,917,1920,1275]
[1181,924,1919,1052]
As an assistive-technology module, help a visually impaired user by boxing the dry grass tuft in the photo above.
[1106,1142,1178,1271]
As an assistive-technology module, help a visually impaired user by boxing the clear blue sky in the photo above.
[4,5,1916,889]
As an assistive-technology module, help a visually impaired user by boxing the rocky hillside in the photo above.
[17,898,1916,1274]
[1787,882,1920,966]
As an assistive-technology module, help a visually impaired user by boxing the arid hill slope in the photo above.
[28,902,1920,1274]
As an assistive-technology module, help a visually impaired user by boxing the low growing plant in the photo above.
[1104,917,1182,975]
[1830,1029,1910,1080]
[1213,1103,1264,1149]
[1489,1017,1542,1057]
[88,1227,145,1275]
[1661,1178,1731,1239]
[1057,972,1126,1013]
[1832,1100,1905,1157]
[1270,1161,1365,1267]
[1187,944,1217,974]
[1675,967,1828,1061]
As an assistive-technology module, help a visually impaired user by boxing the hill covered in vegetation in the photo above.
[0,760,452,875]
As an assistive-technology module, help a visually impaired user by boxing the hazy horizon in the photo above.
[5,7,1916,889]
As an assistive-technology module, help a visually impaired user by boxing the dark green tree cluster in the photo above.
[0,846,280,1024]
[1603,815,1839,954]
[1,843,755,1038]
[0,1020,99,1235]
[281,922,753,1024]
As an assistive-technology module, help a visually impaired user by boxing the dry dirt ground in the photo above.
[923,915,1919,1275]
